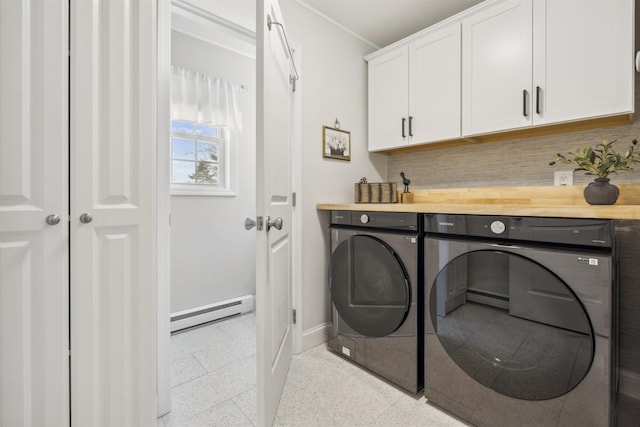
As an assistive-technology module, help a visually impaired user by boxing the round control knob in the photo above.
[490,220,506,234]
[360,214,369,224]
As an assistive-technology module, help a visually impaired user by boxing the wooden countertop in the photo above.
[316,185,640,220]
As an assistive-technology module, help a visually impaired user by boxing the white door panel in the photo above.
[462,0,532,136]
[368,47,409,151]
[70,0,157,425]
[410,22,461,144]
[533,0,633,124]
[0,0,69,425]
[257,0,294,425]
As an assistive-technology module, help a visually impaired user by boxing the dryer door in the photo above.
[429,247,595,401]
[330,235,410,337]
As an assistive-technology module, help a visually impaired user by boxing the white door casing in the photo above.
[0,1,69,425]
[70,0,157,425]
[256,0,295,425]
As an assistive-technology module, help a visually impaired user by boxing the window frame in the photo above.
[170,121,237,197]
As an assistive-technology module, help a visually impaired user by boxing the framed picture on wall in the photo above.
[322,126,351,161]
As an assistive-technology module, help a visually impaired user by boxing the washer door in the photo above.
[430,249,594,401]
[331,235,410,337]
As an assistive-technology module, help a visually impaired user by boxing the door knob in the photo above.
[245,216,263,231]
[266,216,283,231]
[46,214,61,225]
[79,213,93,224]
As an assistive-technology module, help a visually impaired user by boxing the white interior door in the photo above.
[256,0,295,425]
[70,0,157,425]
[0,1,70,425]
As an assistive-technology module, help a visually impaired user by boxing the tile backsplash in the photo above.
[387,121,640,189]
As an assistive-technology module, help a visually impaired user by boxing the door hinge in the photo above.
[292,192,297,207]
[292,309,297,324]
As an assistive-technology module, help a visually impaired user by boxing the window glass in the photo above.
[172,137,196,161]
[197,141,218,162]
[170,120,233,195]
[172,160,195,184]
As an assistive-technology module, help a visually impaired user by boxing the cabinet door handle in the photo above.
[536,86,541,115]
[402,117,406,138]
[522,89,528,117]
[408,116,413,137]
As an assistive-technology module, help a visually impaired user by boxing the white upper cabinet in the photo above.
[368,22,462,152]
[533,0,633,125]
[462,0,633,136]
[368,46,410,151]
[462,0,533,135]
[410,23,462,145]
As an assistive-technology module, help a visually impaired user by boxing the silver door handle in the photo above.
[245,216,263,231]
[266,216,283,231]
[46,214,61,225]
[79,213,93,224]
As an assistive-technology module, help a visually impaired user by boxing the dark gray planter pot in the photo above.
[583,178,620,205]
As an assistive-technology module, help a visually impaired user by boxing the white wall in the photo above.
[170,30,257,313]
[280,0,387,350]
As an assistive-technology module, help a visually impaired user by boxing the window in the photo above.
[170,120,235,196]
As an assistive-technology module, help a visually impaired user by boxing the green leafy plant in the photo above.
[550,138,640,179]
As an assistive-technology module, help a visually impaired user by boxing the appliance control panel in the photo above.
[424,214,612,248]
[330,210,419,231]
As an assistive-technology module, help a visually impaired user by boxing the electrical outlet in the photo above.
[554,170,574,186]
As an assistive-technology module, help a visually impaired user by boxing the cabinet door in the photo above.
[462,0,533,136]
[70,0,157,424]
[0,1,69,425]
[533,0,633,125]
[368,46,409,151]
[409,22,461,144]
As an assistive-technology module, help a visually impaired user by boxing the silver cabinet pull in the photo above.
[266,216,283,231]
[46,214,61,225]
[79,213,93,224]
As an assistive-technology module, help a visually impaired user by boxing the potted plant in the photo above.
[550,138,640,205]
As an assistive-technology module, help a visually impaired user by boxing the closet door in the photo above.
[70,0,157,425]
[0,1,70,425]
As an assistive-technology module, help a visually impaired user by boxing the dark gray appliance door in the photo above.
[430,248,594,401]
[331,234,410,337]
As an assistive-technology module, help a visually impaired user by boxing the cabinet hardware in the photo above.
[522,89,528,117]
[408,116,413,137]
[401,117,406,138]
[536,86,541,115]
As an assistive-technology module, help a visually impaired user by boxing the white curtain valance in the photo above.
[171,65,243,131]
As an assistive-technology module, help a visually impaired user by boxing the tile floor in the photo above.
[158,311,640,426]
[157,312,465,426]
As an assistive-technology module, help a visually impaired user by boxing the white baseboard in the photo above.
[170,295,255,332]
[619,368,640,400]
[300,322,331,353]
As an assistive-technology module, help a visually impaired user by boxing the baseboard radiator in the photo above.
[170,295,255,333]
